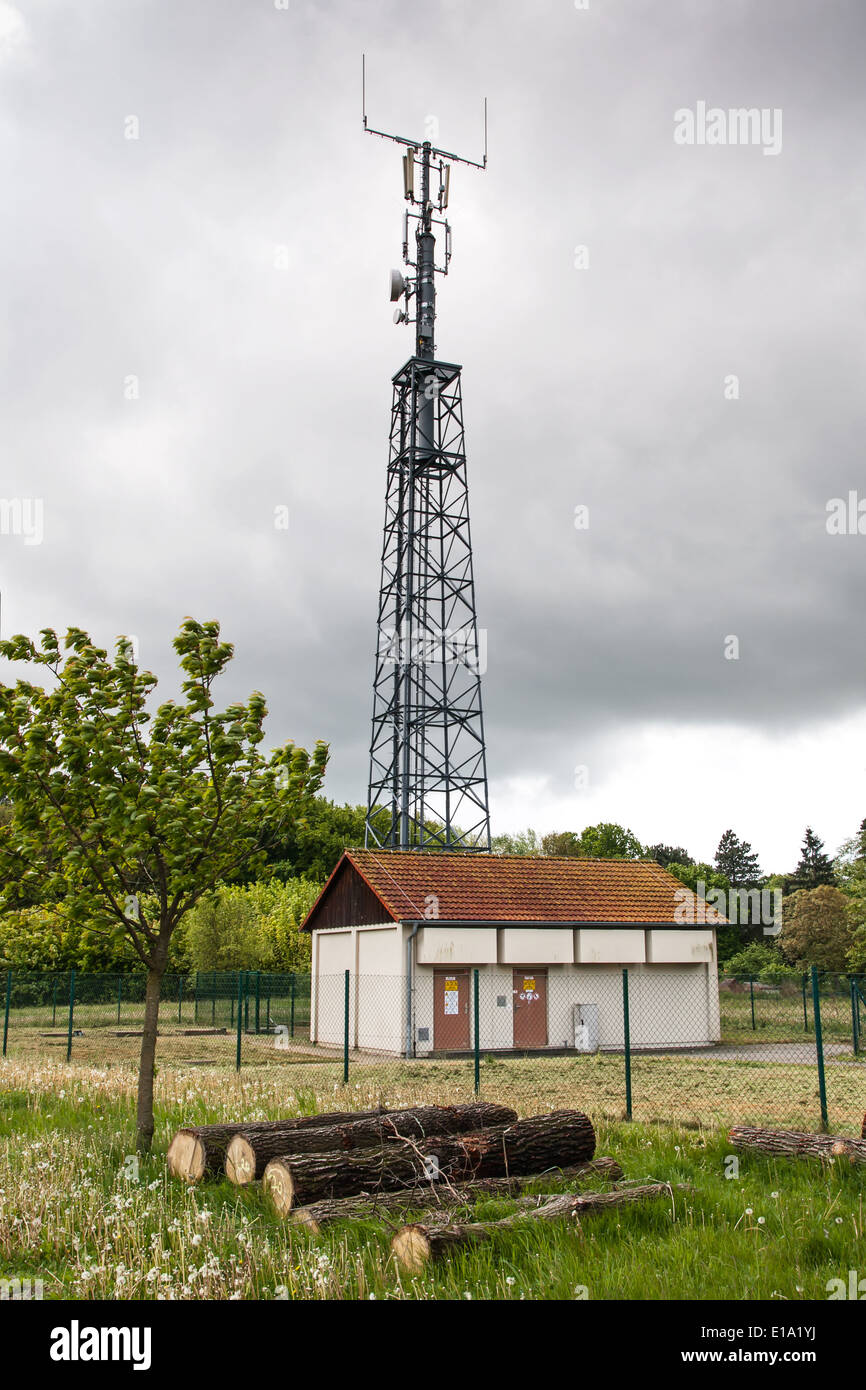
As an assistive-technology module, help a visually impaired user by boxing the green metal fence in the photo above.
[2,967,864,1134]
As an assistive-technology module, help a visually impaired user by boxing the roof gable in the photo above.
[301,850,727,931]
[301,854,397,932]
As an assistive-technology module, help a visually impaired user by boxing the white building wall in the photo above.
[500,928,574,964]
[417,927,498,965]
[578,928,646,964]
[647,928,714,963]
[311,923,398,1048]
[312,924,721,1053]
[627,965,713,1046]
[356,927,404,1053]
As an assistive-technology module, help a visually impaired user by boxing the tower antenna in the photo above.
[362,57,492,852]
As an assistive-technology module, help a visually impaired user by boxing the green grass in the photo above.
[1,1057,864,1301]
[719,986,858,1044]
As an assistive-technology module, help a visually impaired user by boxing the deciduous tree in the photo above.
[0,620,327,1149]
[778,885,854,973]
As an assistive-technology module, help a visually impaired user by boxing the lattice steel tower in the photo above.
[363,68,491,851]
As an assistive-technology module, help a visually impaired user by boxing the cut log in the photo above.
[729,1125,866,1167]
[392,1182,673,1272]
[166,1107,390,1183]
[286,1157,624,1230]
[225,1102,518,1185]
[263,1109,595,1212]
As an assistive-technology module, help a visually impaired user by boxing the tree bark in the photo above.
[285,1157,624,1230]
[391,1183,674,1271]
[167,1106,391,1182]
[263,1109,595,1212]
[729,1125,866,1167]
[225,1102,518,1185]
[136,963,164,1153]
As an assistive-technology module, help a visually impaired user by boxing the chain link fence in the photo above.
[3,967,864,1132]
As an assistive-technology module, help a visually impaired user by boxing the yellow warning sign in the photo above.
[524,978,536,991]
[445,979,458,989]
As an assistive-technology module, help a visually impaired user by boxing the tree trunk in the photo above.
[415,1109,596,1183]
[285,1157,624,1230]
[167,1107,391,1182]
[136,963,164,1153]
[729,1125,866,1167]
[392,1183,674,1271]
[225,1102,518,1185]
[262,1109,595,1212]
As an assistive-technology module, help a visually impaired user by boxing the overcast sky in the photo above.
[1,0,864,873]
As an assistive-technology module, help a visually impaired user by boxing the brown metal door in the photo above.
[434,970,470,1050]
[513,969,548,1048]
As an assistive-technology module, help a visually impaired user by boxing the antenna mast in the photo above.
[362,59,492,852]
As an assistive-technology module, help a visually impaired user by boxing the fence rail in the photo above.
[2,967,864,1133]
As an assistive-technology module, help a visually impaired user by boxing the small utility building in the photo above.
[302,850,724,1057]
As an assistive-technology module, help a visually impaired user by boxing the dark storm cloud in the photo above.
[1,0,864,856]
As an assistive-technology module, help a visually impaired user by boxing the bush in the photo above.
[723,941,799,983]
[185,878,320,974]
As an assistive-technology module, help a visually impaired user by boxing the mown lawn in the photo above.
[1,1057,864,1301]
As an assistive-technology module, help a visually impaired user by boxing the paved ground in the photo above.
[676,1042,861,1064]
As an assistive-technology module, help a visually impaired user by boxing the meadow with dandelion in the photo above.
[1,1056,864,1302]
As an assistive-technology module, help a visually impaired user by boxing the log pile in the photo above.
[262,1108,595,1211]
[165,1103,665,1264]
[167,1107,392,1183]
[288,1158,624,1234]
[225,1102,518,1186]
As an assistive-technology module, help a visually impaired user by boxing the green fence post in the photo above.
[622,968,632,1120]
[52,976,57,1027]
[802,973,809,1033]
[850,979,860,1057]
[749,976,756,1031]
[343,970,350,1085]
[2,969,11,1058]
[235,972,244,1071]
[211,973,216,1025]
[290,974,296,1038]
[254,972,261,1035]
[66,970,76,1063]
[178,975,183,1025]
[116,974,122,1025]
[473,969,480,1095]
[811,966,828,1132]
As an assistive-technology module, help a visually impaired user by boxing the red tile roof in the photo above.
[302,849,727,929]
